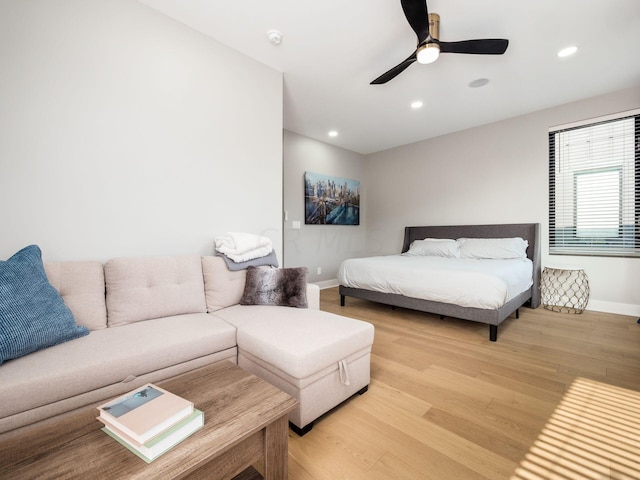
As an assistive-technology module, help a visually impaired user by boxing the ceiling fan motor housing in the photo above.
[427,13,440,42]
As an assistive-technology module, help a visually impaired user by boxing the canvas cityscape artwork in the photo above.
[304,171,360,225]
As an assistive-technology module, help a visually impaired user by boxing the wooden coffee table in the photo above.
[0,361,297,479]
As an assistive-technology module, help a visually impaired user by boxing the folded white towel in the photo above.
[214,232,272,256]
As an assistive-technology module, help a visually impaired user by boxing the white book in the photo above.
[102,409,204,463]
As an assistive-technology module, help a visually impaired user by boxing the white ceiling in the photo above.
[139,0,640,155]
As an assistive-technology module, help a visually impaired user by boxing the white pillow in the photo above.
[457,237,528,259]
[403,238,460,258]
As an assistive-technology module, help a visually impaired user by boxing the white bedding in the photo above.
[338,255,533,310]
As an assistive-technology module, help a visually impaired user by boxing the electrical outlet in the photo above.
[317,267,322,275]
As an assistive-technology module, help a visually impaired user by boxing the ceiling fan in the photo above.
[371,0,509,84]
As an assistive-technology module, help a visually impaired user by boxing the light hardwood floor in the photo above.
[287,287,640,480]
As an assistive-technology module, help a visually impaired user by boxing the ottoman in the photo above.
[212,304,374,435]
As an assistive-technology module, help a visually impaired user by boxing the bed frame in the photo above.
[339,223,541,342]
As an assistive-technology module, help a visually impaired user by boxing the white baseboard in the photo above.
[313,278,339,290]
[586,300,640,318]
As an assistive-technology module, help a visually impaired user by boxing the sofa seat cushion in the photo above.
[212,305,374,380]
[0,313,236,420]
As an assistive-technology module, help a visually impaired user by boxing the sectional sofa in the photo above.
[0,249,374,438]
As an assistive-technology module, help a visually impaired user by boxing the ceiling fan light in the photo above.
[417,43,440,64]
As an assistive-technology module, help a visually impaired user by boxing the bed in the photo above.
[338,223,541,341]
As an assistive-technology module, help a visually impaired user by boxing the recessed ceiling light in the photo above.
[468,78,490,88]
[411,101,423,109]
[328,130,338,137]
[557,46,578,58]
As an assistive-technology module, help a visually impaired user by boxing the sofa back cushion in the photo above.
[105,255,206,327]
[202,256,246,312]
[45,261,107,330]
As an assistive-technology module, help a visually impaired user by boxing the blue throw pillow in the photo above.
[0,245,89,365]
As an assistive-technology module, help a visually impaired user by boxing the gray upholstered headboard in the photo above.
[402,223,541,307]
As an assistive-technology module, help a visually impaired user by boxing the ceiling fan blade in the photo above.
[439,39,509,55]
[401,0,430,43]
[370,52,418,85]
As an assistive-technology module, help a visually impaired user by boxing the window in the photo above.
[549,110,640,257]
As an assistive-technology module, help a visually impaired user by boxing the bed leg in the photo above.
[516,308,520,319]
[489,325,498,342]
[439,315,444,320]
[340,295,345,307]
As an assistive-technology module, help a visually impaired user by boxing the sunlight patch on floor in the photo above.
[511,378,640,480]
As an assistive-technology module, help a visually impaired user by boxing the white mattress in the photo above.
[338,255,533,310]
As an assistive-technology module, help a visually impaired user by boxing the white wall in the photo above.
[366,86,640,316]
[0,0,283,262]
[283,130,367,284]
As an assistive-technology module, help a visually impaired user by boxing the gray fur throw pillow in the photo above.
[240,266,308,308]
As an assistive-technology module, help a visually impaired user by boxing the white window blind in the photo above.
[549,110,640,257]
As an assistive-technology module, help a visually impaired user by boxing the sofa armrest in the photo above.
[306,283,320,310]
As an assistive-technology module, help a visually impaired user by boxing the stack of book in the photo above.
[97,383,204,463]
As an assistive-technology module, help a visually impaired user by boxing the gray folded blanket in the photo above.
[215,250,279,271]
